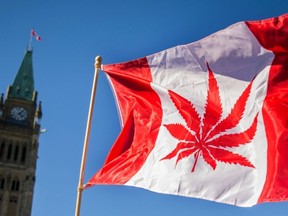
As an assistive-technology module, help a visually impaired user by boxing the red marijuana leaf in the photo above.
[161,63,257,172]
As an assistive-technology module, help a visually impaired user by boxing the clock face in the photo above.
[10,107,28,121]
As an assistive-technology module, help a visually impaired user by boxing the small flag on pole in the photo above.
[31,29,41,41]
[28,28,41,50]
[85,13,288,207]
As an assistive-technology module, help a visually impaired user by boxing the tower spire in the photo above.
[8,50,35,101]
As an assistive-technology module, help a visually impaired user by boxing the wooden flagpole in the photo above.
[75,56,102,216]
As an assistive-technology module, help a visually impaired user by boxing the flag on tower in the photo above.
[86,13,288,207]
[31,29,41,41]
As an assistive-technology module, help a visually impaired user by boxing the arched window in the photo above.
[0,141,5,160]
[21,146,27,163]
[7,143,12,160]
[14,145,19,162]
[16,181,20,191]
[11,177,20,192]
[0,175,5,190]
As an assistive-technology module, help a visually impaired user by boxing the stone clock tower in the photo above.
[0,49,42,216]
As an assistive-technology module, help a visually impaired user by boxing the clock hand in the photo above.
[18,109,26,116]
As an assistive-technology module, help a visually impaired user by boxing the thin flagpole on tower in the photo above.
[75,56,102,216]
[28,30,33,51]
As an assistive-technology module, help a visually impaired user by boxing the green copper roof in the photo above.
[9,50,35,101]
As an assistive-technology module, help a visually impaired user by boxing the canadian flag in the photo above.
[31,29,41,41]
[86,14,288,207]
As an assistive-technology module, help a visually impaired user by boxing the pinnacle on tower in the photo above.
[8,50,35,101]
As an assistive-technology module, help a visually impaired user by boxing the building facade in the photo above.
[0,50,42,216]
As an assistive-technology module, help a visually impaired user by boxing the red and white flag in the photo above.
[31,29,41,41]
[86,14,288,207]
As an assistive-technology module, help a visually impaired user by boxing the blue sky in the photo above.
[1,0,288,215]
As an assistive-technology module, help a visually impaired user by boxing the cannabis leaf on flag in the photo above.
[161,63,257,172]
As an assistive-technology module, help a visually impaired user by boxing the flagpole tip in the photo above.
[95,56,102,69]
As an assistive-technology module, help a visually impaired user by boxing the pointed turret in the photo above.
[8,50,35,101]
